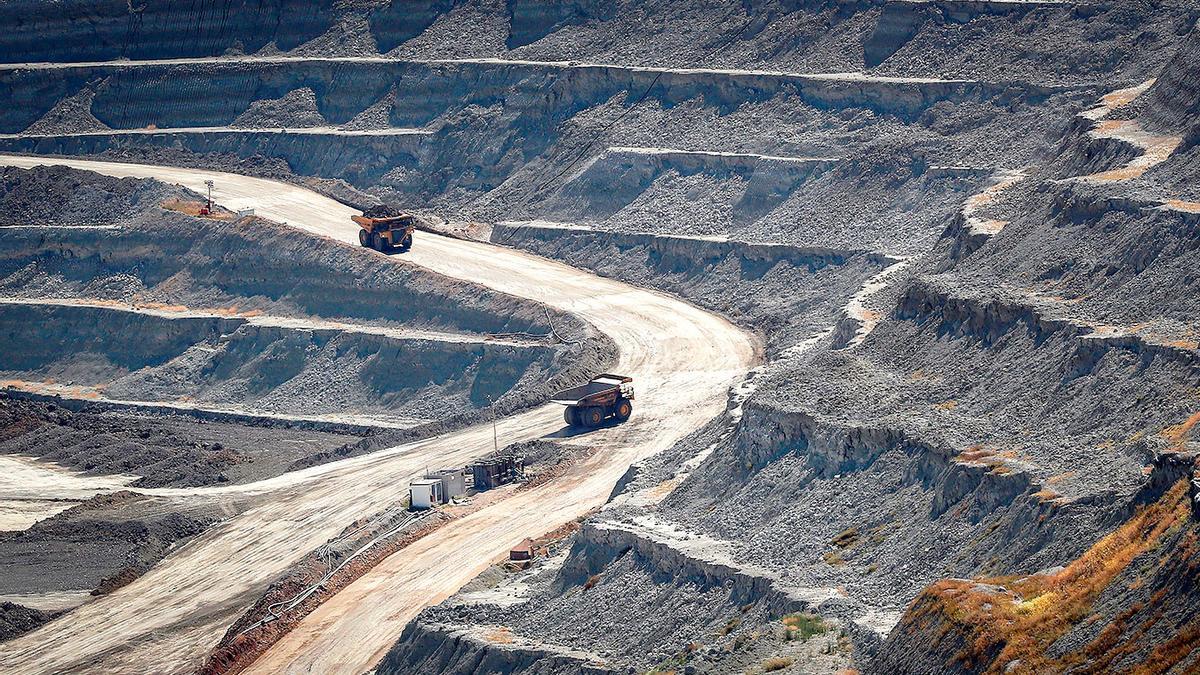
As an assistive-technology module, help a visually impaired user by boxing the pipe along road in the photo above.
[0,155,758,674]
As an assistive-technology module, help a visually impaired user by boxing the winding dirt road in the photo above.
[0,155,757,673]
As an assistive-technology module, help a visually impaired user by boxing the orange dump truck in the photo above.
[553,374,635,427]
[353,213,416,252]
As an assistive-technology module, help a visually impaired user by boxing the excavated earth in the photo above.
[0,164,612,647]
[2,1,1200,674]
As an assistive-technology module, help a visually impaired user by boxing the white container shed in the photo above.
[409,478,444,510]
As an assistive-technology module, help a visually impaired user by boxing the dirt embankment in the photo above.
[872,457,1200,674]
[0,603,56,643]
[0,164,178,226]
[0,398,361,488]
[0,490,221,642]
[203,437,593,674]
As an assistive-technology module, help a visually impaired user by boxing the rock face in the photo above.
[231,88,328,128]
[21,85,110,135]
[378,621,617,675]
[0,301,562,423]
[0,0,455,64]
[1140,21,1200,133]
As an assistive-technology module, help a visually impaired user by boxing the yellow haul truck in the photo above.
[353,213,416,252]
[553,374,635,427]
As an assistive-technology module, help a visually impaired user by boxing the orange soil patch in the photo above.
[0,379,105,399]
[161,198,235,221]
[1095,119,1127,133]
[910,480,1192,674]
[1164,199,1200,214]
[1084,126,1183,183]
[1032,488,1061,503]
[1046,471,1076,485]
[134,301,191,313]
[1162,411,1200,450]
[1100,81,1154,109]
[482,627,515,644]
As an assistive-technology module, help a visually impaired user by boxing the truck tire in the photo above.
[615,398,633,422]
[564,406,578,426]
[371,232,386,252]
[358,229,370,247]
[583,407,604,427]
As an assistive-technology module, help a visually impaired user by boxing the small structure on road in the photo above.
[471,455,524,491]
[409,478,444,510]
[425,468,467,501]
[509,538,536,561]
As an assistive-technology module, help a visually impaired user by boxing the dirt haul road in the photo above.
[0,155,758,674]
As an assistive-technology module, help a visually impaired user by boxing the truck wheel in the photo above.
[358,229,370,247]
[615,398,633,422]
[584,407,604,427]
[371,232,386,252]
[564,406,578,426]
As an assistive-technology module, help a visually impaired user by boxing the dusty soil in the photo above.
[201,507,451,675]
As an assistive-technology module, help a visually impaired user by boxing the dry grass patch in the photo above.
[161,198,234,220]
[1162,411,1200,450]
[762,656,794,671]
[782,613,827,641]
[906,479,1192,673]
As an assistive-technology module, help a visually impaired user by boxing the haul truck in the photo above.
[553,374,635,427]
[353,213,416,252]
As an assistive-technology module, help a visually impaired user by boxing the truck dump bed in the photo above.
[352,214,417,229]
[551,374,633,406]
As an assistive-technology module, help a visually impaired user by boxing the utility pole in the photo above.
[203,179,214,215]
[486,395,498,454]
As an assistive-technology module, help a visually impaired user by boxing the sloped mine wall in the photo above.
[0,57,1068,136]
[0,0,456,64]
[0,302,560,421]
[378,621,616,675]
[491,222,885,352]
[0,130,424,187]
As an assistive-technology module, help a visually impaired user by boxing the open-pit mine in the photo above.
[1,2,1199,674]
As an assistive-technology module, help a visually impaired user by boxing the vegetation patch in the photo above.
[782,613,827,641]
[902,479,1194,673]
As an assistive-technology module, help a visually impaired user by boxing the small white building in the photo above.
[426,469,467,500]
[409,478,444,510]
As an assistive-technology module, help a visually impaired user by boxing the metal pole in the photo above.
[487,395,498,454]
